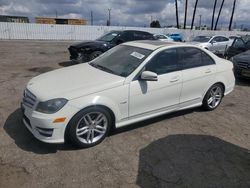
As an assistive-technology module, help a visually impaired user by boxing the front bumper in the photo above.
[68,47,89,63]
[21,102,78,144]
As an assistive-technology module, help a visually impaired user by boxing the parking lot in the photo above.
[0,40,250,188]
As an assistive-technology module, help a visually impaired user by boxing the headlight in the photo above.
[36,98,68,114]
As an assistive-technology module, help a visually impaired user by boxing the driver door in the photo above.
[129,48,182,117]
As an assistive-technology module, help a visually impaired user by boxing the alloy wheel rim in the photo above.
[76,112,108,144]
[207,86,222,109]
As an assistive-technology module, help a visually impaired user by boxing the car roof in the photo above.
[122,40,184,50]
[110,30,151,33]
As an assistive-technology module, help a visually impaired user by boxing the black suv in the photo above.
[68,30,155,63]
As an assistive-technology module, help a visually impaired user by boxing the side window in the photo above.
[134,31,153,40]
[201,52,215,65]
[221,37,229,42]
[145,49,179,75]
[212,37,219,42]
[233,38,245,48]
[133,31,144,40]
[119,32,133,42]
[178,48,215,69]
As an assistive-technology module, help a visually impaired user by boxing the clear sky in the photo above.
[0,0,249,29]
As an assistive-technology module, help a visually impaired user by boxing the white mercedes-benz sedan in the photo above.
[22,40,235,148]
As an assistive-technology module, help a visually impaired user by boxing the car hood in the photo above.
[27,64,125,101]
[70,40,110,48]
[233,50,250,62]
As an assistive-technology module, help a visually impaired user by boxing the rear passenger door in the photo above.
[178,47,216,108]
[118,31,134,43]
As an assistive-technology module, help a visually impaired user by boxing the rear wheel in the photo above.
[203,84,224,111]
[67,106,112,148]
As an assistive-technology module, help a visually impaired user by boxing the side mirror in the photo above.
[211,40,217,44]
[140,71,158,81]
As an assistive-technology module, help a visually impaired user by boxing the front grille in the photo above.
[23,89,36,108]
[237,62,249,69]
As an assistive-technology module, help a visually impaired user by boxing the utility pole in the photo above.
[229,0,236,31]
[108,8,111,26]
[56,10,58,18]
[199,14,202,29]
[184,0,188,29]
[90,10,93,25]
[211,0,217,30]
[214,0,225,30]
[191,0,198,30]
[175,0,179,29]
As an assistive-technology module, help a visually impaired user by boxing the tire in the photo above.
[67,106,112,148]
[202,83,224,111]
[89,51,103,61]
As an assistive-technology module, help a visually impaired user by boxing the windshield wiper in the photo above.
[90,63,119,76]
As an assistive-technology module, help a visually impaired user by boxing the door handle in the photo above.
[170,76,180,82]
[205,69,212,73]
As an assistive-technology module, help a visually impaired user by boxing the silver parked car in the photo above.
[189,35,233,55]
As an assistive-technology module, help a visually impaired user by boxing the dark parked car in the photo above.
[225,37,250,59]
[68,30,155,63]
[230,50,250,78]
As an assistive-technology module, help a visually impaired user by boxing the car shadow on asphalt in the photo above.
[58,61,78,67]
[136,134,250,188]
[3,108,76,154]
[4,107,203,154]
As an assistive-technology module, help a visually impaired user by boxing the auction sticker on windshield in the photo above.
[130,52,145,59]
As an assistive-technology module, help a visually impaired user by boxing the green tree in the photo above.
[150,20,161,28]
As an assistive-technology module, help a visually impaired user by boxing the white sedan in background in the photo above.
[189,35,233,55]
[22,41,235,148]
[154,34,174,42]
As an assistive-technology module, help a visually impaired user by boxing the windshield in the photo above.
[96,31,121,42]
[192,36,212,42]
[89,45,152,77]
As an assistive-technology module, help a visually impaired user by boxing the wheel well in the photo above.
[215,82,225,96]
[64,105,116,141]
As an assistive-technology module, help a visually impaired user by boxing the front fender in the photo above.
[68,95,123,122]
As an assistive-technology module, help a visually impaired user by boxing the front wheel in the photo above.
[67,106,112,148]
[202,84,224,111]
[89,51,103,61]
